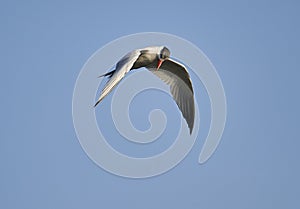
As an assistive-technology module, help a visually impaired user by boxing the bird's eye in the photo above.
[159,53,164,59]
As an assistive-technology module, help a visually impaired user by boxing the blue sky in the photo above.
[1,0,300,209]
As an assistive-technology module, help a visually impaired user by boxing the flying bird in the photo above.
[94,46,195,134]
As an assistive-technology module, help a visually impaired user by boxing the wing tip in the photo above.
[189,127,193,135]
[94,100,100,107]
[188,120,194,135]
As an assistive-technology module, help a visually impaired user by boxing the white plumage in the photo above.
[95,46,195,134]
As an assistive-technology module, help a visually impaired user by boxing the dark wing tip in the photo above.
[94,100,100,107]
[188,98,195,135]
[188,122,194,135]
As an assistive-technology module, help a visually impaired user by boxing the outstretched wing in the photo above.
[148,58,195,134]
[94,50,141,106]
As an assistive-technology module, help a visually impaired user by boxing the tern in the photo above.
[94,46,195,134]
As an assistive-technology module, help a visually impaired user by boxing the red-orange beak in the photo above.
[157,59,163,70]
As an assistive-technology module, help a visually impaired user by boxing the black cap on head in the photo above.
[160,47,170,60]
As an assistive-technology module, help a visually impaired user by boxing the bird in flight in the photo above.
[94,46,195,134]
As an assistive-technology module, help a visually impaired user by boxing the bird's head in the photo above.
[157,46,170,70]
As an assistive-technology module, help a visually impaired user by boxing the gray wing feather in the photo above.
[148,58,195,134]
[95,50,141,105]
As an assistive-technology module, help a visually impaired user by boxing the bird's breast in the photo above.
[132,53,157,69]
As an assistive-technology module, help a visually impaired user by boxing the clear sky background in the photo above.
[1,0,300,209]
